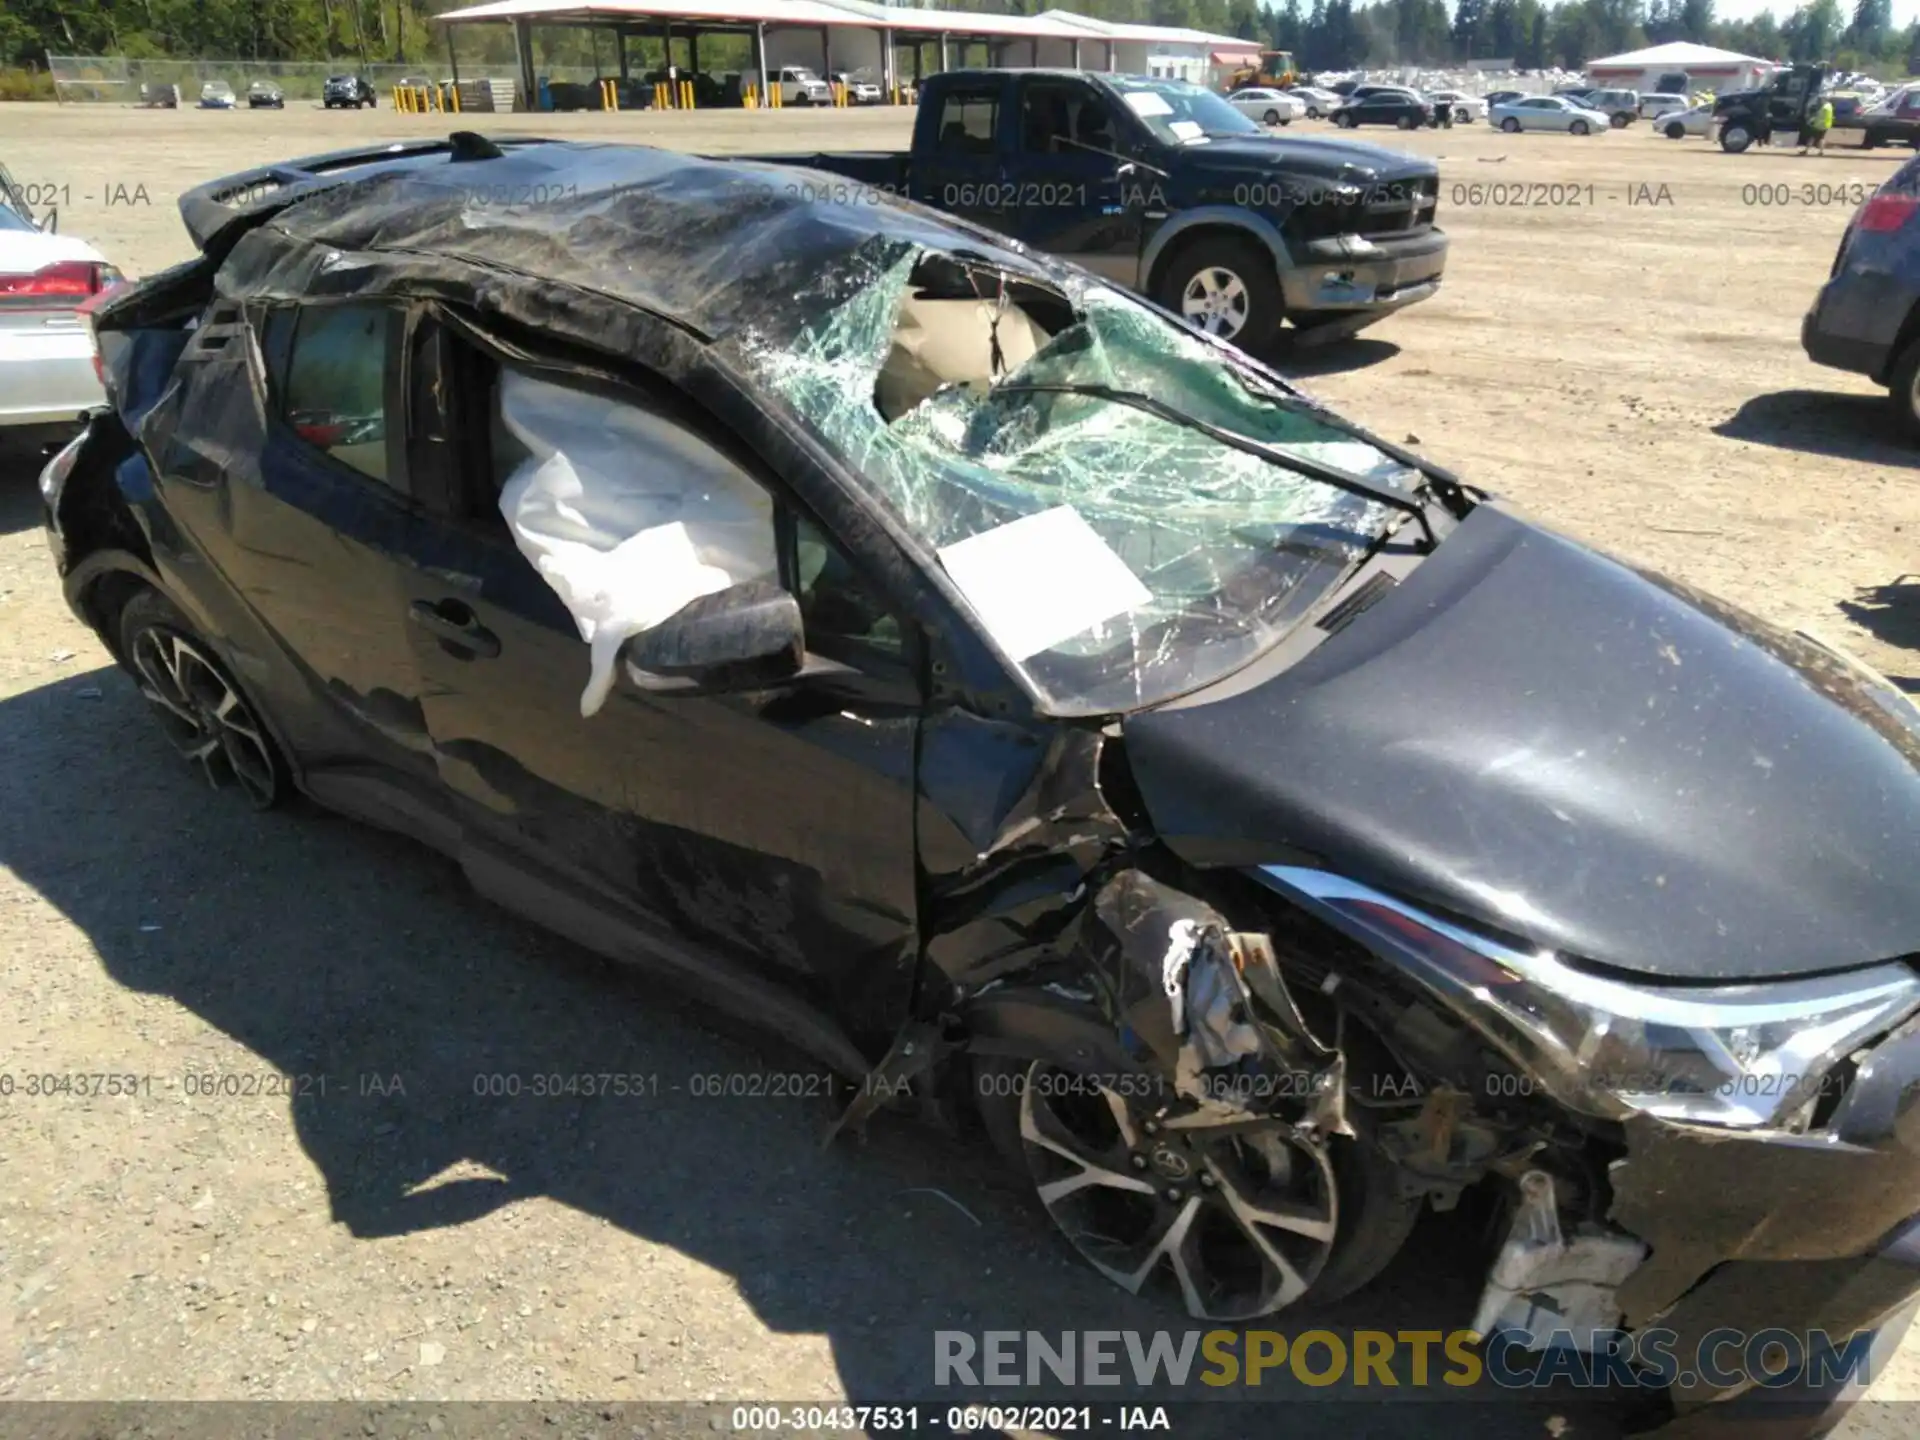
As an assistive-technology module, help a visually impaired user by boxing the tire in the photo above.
[1155,234,1282,347]
[1721,122,1753,153]
[1396,113,1415,129]
[1888,338,1920,444]
[1264,108,1280,125]
[1610,112,1630,129]
[1665,122,1684,139]
[1570,119,1590,136]
[1334,111,1355,128]
[1455,107,1471,124]
[1863,130,1882,149]
[1501,116,1520,133]
[975,1054,1421,1316]
[116,588,290,809]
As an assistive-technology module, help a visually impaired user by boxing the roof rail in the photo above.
[178,133,559,256]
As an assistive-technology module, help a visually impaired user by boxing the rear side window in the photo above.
[935,88,1000,154]
[272,304,399,488]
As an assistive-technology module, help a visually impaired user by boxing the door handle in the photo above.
[408,598,501,659]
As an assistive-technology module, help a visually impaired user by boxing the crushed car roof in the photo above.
[192,137,1054,351]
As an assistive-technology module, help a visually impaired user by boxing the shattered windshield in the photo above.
[727,246,1414,715]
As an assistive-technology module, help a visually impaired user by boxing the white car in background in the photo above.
[1427,89,1486,124]
[1639,92,1691,119]
[1489,95,1612,135]
[0,168,120,445]
[1655,104,1716,139]
[1289,85,1341,118]
[1227,87,1305,125]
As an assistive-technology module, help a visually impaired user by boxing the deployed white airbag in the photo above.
[497,368,777,716]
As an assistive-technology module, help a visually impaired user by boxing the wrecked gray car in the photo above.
[40,134,1920,1429]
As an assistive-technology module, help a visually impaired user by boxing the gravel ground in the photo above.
[0,102,1916,1438]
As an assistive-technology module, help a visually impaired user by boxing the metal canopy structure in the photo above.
[433,0,1131,103]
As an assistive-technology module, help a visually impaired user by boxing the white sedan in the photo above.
[1289,86,1341,119]
[1227,88,1305,126]
[1427,89,1487,124]
[0,172,121,441]
[1654,104,1715,140]
[1488,95,1613,136]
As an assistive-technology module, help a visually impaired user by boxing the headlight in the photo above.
[1253,866,1920,1130]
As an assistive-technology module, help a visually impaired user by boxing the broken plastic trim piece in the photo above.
[1471,1169,1647,1348]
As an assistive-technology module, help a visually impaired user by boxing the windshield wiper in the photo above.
[991,381,1441,550]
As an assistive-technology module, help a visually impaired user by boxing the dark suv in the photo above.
[1802,154,1920,437]
[322,74,376,109]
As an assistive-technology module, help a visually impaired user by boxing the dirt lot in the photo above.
[1,101,1917,1436]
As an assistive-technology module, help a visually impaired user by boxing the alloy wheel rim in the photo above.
[1018,1065,1338,1320]
[131,628,279,808]
[1180,267,1250,338]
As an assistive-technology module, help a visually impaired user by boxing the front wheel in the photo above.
[1264,108,1280,125]
[1157,235,1281,346]
[1610,112,1630,129]
[1501,116,1520,133]
[1455,107,1471,124]
[1721,121,1753,153]
[1570,119,1591,136]
[1334,111,1355,128]
[1665,122,1685,139]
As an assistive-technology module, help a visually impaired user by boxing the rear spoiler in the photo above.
[178,132,559,257]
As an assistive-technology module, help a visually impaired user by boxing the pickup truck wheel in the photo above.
[1160,237,1279,345]
[1500,116,1520,133]
[1720,122,1753,153]
[1889,339,1920,444]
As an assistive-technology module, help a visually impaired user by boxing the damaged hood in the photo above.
[1123,504,1920,982]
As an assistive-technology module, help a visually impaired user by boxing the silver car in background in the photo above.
[1656,104,1716,140]
[0,166,120,446]
[1227,87,1305,125]
[1289,85,1341,118]
[1489,95,1612,136]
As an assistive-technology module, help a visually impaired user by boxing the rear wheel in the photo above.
[1157,235,1281,346]
[1264,108,1280,125]
[1610,111,1630,128]
[1665,121,1685,139]
[1455,106,1471,124]
[1501,116,1520,133]
[1888,338,1920,444]
[1396,113,1414,129]
[117,588,289,809]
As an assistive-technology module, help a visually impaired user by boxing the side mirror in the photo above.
[622,581,804,695]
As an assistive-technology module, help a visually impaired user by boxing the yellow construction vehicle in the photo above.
[1226,50,1298,91]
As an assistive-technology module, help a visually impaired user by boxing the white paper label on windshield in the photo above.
[1167,119,1205,141]
[937,506,1153,662]
[1122,91,1173,118]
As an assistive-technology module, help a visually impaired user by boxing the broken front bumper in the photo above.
[1280,228,1448,318]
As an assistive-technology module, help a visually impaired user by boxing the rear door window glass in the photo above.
[278,304,397,487]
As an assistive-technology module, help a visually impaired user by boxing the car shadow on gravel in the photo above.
[0,666,1624,1438]
[1714,389,1920,467]
[1266,336,1402,379]
[1841,576,1920,687]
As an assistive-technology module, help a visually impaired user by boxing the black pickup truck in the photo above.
[739,69,1447,347]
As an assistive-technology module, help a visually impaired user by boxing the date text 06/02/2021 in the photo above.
[729,1406,1173,1432]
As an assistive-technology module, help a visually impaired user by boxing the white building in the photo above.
[1585,41,1774,97]
[1033,13,1259,87]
